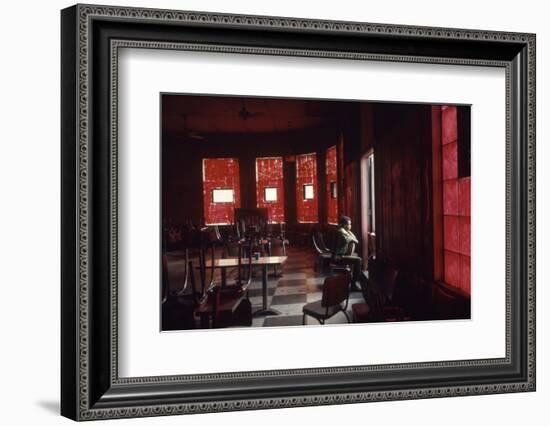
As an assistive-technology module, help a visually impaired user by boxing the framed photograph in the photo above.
[61,3,536,421]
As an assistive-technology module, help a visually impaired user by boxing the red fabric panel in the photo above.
[256,157,285,223]
[459,216,471,256]
[442,105,458,145]
[458,177,471,217]
[296,153,318,223]
[442,141,458,180]
[443,216,459,252]
[202,158,240,225]
[444,250,460,287]
[325,146,338,224]
[443,180,459,215]
[459,254,471,294]
[439,107,470,295]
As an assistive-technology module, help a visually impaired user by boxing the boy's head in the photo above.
[339,215,352,230]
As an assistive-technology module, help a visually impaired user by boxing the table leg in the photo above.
[252,264,281,317]
[221,268,227,288]
[262,264,268,310]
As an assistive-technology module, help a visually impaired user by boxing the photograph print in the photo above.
[161,94,471,331]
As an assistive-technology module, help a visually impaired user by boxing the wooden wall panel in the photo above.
[373,104,434,280]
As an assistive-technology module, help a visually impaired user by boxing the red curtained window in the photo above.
[441,106,471,294]
[296,153,318,223]
[256,157,285,223]
[202,158,241,225]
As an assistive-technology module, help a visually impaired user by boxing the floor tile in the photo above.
[263,315,304,327]
[247,287,277,298]
[273,286,307,296]
[306,292,323,303]
[276,278,308,287]
[271,293,307,306]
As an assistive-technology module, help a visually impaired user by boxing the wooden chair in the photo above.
[315,231,331,253]
[312,233,332,273]
[161,250,197,330]
[195,240,253,328]
[368,267,403,322]
[302,272,352,325]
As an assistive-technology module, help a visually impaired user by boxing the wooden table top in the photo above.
[203,256,287,268]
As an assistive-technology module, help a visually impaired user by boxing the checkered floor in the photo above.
[166,247,365,328]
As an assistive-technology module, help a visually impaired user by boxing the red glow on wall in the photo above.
[440,106,470,295]
[326,146,338,224]
[296,153,318,223]
[256,157,285,223]
[202,158,241,225]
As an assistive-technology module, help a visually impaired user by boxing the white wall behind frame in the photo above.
[1,0,546,425]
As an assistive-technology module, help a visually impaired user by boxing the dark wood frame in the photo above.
[61,3,536,421]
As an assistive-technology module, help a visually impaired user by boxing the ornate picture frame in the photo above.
[61,3,536,421]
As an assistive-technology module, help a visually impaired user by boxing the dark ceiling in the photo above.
[162,94,357,135]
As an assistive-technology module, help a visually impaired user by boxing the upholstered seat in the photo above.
[302,272,352,325]
[302,300,346,321]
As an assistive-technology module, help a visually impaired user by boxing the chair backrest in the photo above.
[322,272,351,308]
[174,248,190,296]
[237,238,253,289]
[384,268,400,299]
[312,233,324,255]
[270,236,287,256]
[235,208,268,238]
[162,253,170,304]
[198,242,216,294]
[187,259,202,305]
[317,232,330,252]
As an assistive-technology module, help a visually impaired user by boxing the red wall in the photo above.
[256,157,285,223]
[441,106,471,294]
[202,158,241,225]
[296,153,319,223]
[325,145,338,224]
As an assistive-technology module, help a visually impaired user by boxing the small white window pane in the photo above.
[264,187,278,202]
[330,181,337,199]
[303,184,314,200]
[212,189,234,203]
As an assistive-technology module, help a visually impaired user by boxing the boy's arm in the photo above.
[345,229,359,244]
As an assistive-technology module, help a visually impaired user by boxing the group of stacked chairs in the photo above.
[162,223,289,330]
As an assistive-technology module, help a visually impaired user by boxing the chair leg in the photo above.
[302,314,306,325]
[343,310,351,323]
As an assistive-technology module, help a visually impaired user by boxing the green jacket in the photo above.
[334,226,359,255]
